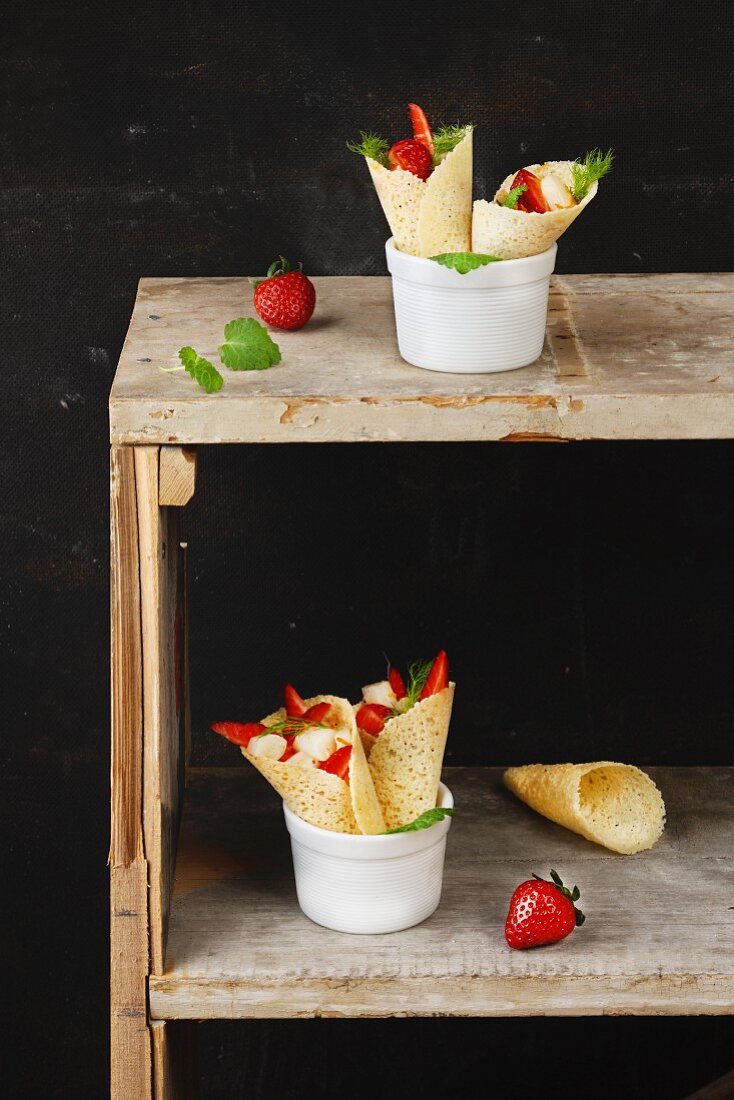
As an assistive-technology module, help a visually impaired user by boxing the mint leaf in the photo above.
[502,184,527,209]
[178,346,223,393]
[430,252,502,275]
[219,318,282,372]
[384,808,454,834]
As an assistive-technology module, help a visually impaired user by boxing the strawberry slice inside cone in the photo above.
[388,139,433,180]
[356,703,393,736]
[510,169,550,214]
[319,744,351,780]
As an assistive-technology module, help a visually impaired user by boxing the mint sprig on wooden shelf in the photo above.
[384,807,454,834]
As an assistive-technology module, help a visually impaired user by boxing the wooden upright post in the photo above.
[110,445,152,1099]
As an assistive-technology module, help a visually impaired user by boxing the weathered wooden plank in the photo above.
[109,275,734,444]
[136,447,184,972]
[150,767,734,1020]
[110,446,152,1099]
[159,446,197,507]
[151,1021,198,1100]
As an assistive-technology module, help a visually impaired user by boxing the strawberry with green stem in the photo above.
[505,869,585,949]
[252,257,316,331]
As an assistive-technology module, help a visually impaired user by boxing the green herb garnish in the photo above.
[177,346,223,393]
[571,148,614,202]
[432,124,471,162]
[218,317,282,372]
[502,184,527,210]
[430,252,502,274]
[384,807,454,834]
[404,658,433,708]
[347,131,389,168]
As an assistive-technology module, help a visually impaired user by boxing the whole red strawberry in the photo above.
[505,869,585,949]
[388,138,433,180]
[252,257,316,330]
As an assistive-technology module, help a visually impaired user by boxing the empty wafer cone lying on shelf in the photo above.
[503,761,666,855]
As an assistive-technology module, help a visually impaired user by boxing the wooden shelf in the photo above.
[150,766,734,1020]
[110,274,734,445]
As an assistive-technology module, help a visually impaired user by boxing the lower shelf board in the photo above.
[149,766,734,1020]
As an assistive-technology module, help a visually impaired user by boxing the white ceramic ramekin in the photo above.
[385,237,557,373]
[283,783,454,934]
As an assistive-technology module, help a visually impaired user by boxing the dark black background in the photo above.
[3,0,734,1096]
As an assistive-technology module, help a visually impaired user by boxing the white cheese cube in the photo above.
[249,732,287,760]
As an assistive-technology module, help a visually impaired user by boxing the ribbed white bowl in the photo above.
[385,238,557,373]
[283,783,453,934]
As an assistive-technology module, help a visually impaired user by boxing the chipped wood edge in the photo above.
[159,446,197,506]
[110,446,152,1099]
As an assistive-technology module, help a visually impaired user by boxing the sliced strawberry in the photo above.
[280,736,298,762]
[388,666,407,700]
[388,139,433,181]
[356,703,393,736]
[319,744,352,780]
[304,701,331,723]
[211,721,266,748]
[510,169,550,214]
[408,103,433,155]
[284,683,308,717]
[420,650,449,700]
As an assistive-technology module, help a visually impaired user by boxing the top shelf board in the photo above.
[110,274,734,445]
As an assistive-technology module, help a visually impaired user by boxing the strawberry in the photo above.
[505,869,585,949]
[388,138,433,180]
[408,102,434,154]
[284,683,308,717]
[388,666,407,700]
[211,721,266,748]
[304,701,331,723]
[319,744,352,780]
[356,703,393,736]
[510,169,550,214]
[252,257,316,331]
[420,650,449,699]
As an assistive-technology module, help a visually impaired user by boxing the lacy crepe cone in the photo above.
[504,762,666,855]
[367,129,473,257]
[357,684,455,829]
[244,695,385,835]
[472,160,598,260]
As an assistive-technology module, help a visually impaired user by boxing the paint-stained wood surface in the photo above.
[136,447,185,972]
[150,766,734,1020]
[109,275,734,444]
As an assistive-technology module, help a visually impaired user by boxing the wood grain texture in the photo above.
[136,447,184,972]
[159,446,197,507]
[110,447,152,1098]
[109,275,734,444]
[151,1021,198,1100]
[150,766,734,1020]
